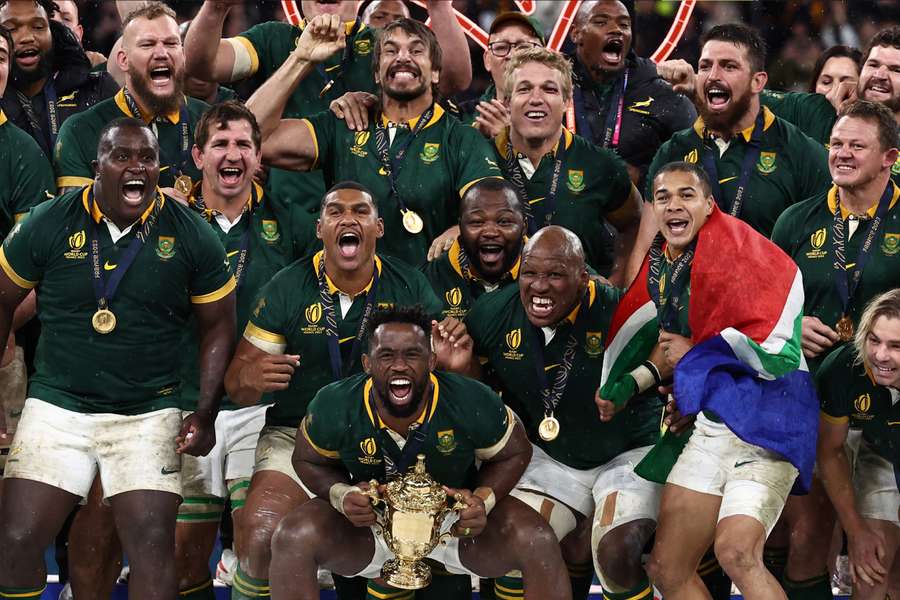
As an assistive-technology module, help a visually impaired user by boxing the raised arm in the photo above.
[425,0,472,95]
[605,183,643,288]
[183,0,244,84]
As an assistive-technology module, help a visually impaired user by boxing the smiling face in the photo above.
[858,45,900,112]
[697,40,766,133]
[301,0,359,21]
[94,124,160,226]
[121,15,185,116]
[829,115,897,191]
[0,1,53,87]
[518,229,588,328]
[508,60,567,143]
[192,118,260,203]
[316,188,383,272]
[375,27,438,103]
[651,169,714,256]
[576,0,631,81]
[484,21,542,92]
[815,56,859,97]
[364,322,435,418]
[459,187,525,283]
[864,315,900,388]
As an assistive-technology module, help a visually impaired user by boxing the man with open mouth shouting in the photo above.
[54,2,207,196]
[223,182,445,600]
[0,117,236,600]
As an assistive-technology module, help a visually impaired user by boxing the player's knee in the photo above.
[241,505,284,555]
[645,550,687,592]
[0,521,41,556]
[271,513,316,559]
[714,537,760,580]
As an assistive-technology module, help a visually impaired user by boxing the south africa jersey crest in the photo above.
[436,430,457,454]
[261,220,280,243]
[585,331,603,357]
[566,169,585,193]
[420,143,440,163]
[757,152,777,174]
[882,232,900,256]
[156,236,176,260]
[892,156,900,176]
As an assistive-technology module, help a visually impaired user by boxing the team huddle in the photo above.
[0,1,894,600]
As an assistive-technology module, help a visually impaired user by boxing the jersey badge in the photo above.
[261,220,281,243]
[64,230,88,260]
[806,227,828,260]
[355,39,373,55]
[566,169,585,193]
[585,331,603,357]
[503,328,524,361]
[853,393,873,420]
[156,236,176,260]
[351,131,370,158]
[881,233,900,256]
[359,437,381,465]
[420,143,440,164]
[436,429,457,454]
[684,149,698,164]
[445,287,462,308]
[757,152,777,174]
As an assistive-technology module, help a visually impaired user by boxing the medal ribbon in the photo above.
[699,109,765,218]
[368,384,435,479]
[317,18,362,97]
[15,77,59,151]
[122,88,191,182]
[373,104,435,223]
[831,181,893,316]
[571,68,628,149]
[502,129,567,235]
[527,288,592,421]
[191,186,259,288]
[87,186,162,312]
[647,233,695,332]
[316,254,380,380]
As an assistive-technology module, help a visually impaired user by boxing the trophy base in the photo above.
[382,558,432,590]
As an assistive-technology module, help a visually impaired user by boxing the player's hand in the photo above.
[330,92,377,131]
[833,79,858,113]
[432,318,473,373]
[294,14,346,64]
[662,390,694,434]
[343,480,383,528]
[847,521,888,586]
[473,99,510,139]
[160,186,188,205]
[176,410,216,456]
[595,387,627,422]
[658,331,692,369]
[428,226,459,261]
[801,316,840,358]
[443,487,487,538]
[239,353,300,393]
[656,59,696,97]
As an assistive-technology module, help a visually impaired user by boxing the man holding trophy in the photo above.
[270,306,571,600]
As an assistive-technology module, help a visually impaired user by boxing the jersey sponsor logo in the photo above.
[503,328,524,361]
[64,230,88,260]
[446,287,462,307]
[420,143,440,164]
[585,331,603,357]
[358,437,381,465]
[156,236,176,260]
[881,232,900,256]
[684,149,698,164]
[351,131,370,158]
[806,227,828,259]
[853,393,873,419]
[160,465,180,475]
[436,429,457,454]
[627,96,654,115]
[302,302,326,335]
[261,220,281,243]
[757,152,777,174]
[566,169,585,193]
[354,38,372,55]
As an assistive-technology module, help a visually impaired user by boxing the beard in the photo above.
[382,80,429,103]
[699,86,753,133]
[127,64,184,116]
[11,51,53,89]
[374,374,430,419]
[860,81,900,113]
[464,238,521,283]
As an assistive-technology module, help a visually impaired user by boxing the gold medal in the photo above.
[174,175,193,196]
[92,308,117,334]
[538,414,560,442]
[836,315,855,343]
[401,209,424,234]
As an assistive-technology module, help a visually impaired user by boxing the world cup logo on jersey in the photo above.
[305,302,322,324]
[445,287,462,308]
[64,230,87,260]
[503,328,524,361]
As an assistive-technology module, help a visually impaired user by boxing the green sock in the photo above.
[494,575,524,600]
[602,580,652,600]
[179,578,216,600]
[366,580,414,599]
[567,562,594,600]
[783,574,834,600]
[764,545,789,583]
[0,585,45,600]
[698,549,732,600]
[232,565,270,600]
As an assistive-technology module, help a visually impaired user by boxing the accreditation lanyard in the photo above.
[832,182,893,315]
[368,385,434,479]
[122,88,191,180]
[316,256,380,380]
[15,77,59,150]
[527,289,591,422]
[699,110,764,218]
[503,130,567,235]
[87,188,160,313]
[192,186,258,288]
[317,18,362,97]
[373,104,435,215]
[572,69,628,149]
[647,233,695,332]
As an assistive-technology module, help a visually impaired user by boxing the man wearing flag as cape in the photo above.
[597,160,819,600]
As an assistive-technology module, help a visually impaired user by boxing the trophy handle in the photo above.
[364,479,387,532]
[436,492,470,545]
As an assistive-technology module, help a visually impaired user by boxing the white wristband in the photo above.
[628,364,657,394]
[482,491,496,515]
[329,483,362,516]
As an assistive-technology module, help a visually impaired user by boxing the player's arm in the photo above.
[605,183,642,288]
[425,0,472,95]
[0,266,34,359]
[183,0,244,84]
[224,337,300,407]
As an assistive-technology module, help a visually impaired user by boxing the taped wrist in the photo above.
[329,483,362,516]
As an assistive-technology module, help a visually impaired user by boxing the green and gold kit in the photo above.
[302,370,514,489]
[772,183,900,372]
[420,239,520,320]
[0,185,234,415]
[302,104,503,266]
[647,107,831,237]
[0,111,55,236]
[179,182,308,412]
[243,251,443,427]
[491,127,631,272]
[760,89,837,147]
[818,344,899,468]
[465,281,661,469]
[54,90,209,190]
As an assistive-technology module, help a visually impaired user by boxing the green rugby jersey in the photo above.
[243,251,443,427]
[817,344,899,468]
[420,238,520,320]
[760,89,836,147]
[647,107,831,237]
[0,111,55,236]
[0,185,235,414]
[655,252,692,339]
[54,89,209,190]
[179,182,306,412]
[302,104,503,266]
[772,183,900,372]
[302,371,514,489]
[465,281,661,469]
[491,127,630,272]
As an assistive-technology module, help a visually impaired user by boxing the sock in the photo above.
[334,574,368,599]
[783,574,834,600]
[602,580,653,600]
[232,565,270,600]
[0,585,45,599]
[698,549,732,600]
[567,562,594,600]
[764,545,789,583]
[179,578,216,600]
[365,580,414,599]
[494,575,524,600]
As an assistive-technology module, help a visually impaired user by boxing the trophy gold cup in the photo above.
[365,454,466,589]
